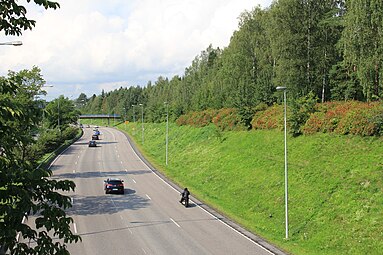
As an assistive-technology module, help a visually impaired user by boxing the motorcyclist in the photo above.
[180,188,190,207]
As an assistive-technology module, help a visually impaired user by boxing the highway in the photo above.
[50,127,284,255]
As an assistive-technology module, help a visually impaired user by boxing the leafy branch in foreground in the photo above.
[0,0,60,36]
[0,70,80,255]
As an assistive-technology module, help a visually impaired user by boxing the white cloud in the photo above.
[0,0,272,98]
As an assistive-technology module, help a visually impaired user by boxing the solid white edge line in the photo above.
[170,218,181,228]
[122,129,275,255]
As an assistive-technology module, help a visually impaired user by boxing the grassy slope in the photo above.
[86,120,383,255]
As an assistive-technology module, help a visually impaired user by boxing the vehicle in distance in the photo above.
[88,140,97,147]
[94,130,100,135]
[92,134,99,140]
[104,178,124,194]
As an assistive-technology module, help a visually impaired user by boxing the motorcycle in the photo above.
[180,197,189,207]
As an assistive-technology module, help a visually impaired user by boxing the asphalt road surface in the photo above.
[50,127,286,255]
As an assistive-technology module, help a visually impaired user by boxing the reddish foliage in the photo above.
[176,108,245,131]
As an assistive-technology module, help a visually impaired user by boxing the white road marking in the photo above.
[121,161,123,164]
[142,248,147,254]
[146,194,151,200]
[126,225,133,234]
[125,169,128,172]
[73,223,78,234]
[120,215,124,220]
[170,218,181,228]
[132,179,136,183]
[73,170,76,173]
[75,162,78,165]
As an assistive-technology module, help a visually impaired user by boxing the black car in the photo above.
[104,178,124,194]
[92,134,99,140]
[88,141,97,147]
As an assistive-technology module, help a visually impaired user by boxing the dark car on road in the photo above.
[104,178,124,194]
[92,134,99,140]
[88,141,97,147]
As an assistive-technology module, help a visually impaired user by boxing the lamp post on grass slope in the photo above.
[164,102,169,166]
[132,104,136,123]
[139,103,144,144]
[276,86,289,239]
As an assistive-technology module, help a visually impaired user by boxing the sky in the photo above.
[0,0,272,100]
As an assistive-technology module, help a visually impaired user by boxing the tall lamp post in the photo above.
[276,86,288,239]
[36,85,53,129]
[132,105,136,122]
[57,97,61,135]
[0,41,22,46]
[164,102,169,165]
[139,103,144,144]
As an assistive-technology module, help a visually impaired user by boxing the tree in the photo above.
[45,96,79,131]
[340,0,383,101]
[74,93,88,109]
[0,0,60,36]
[0,71,80,254]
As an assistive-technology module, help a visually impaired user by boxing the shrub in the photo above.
[251,104,284,130]
[212,108,245,131]
[302,111,326,134]
[334,102,382,136]
[62,126,78,140]
[302,101,383,136]
[176,108,246,131]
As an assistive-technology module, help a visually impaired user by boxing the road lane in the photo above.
[49,126,284,255]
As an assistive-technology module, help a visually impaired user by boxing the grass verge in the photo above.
[93,121,382,255]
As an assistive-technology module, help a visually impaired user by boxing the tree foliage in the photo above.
[80,1,381,127]
[0,0,60,36]
[45,96,79,131]
[0,69,80,255]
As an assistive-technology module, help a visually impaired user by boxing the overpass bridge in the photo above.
[79,114,122,126]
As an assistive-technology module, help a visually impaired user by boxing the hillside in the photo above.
[115,122,383,255]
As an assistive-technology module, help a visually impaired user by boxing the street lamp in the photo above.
[58,97,61,135]
[0,41,22,46]
[139,103,144,144]
[164,102,169,165]
[276,86,288,239]
[132,105,136,123]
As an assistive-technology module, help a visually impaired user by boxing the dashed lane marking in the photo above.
[170,218,181,228]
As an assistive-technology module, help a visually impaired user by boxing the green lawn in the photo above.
[88,120,382,255]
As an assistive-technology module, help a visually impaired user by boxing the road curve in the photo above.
[50,126,286,255]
